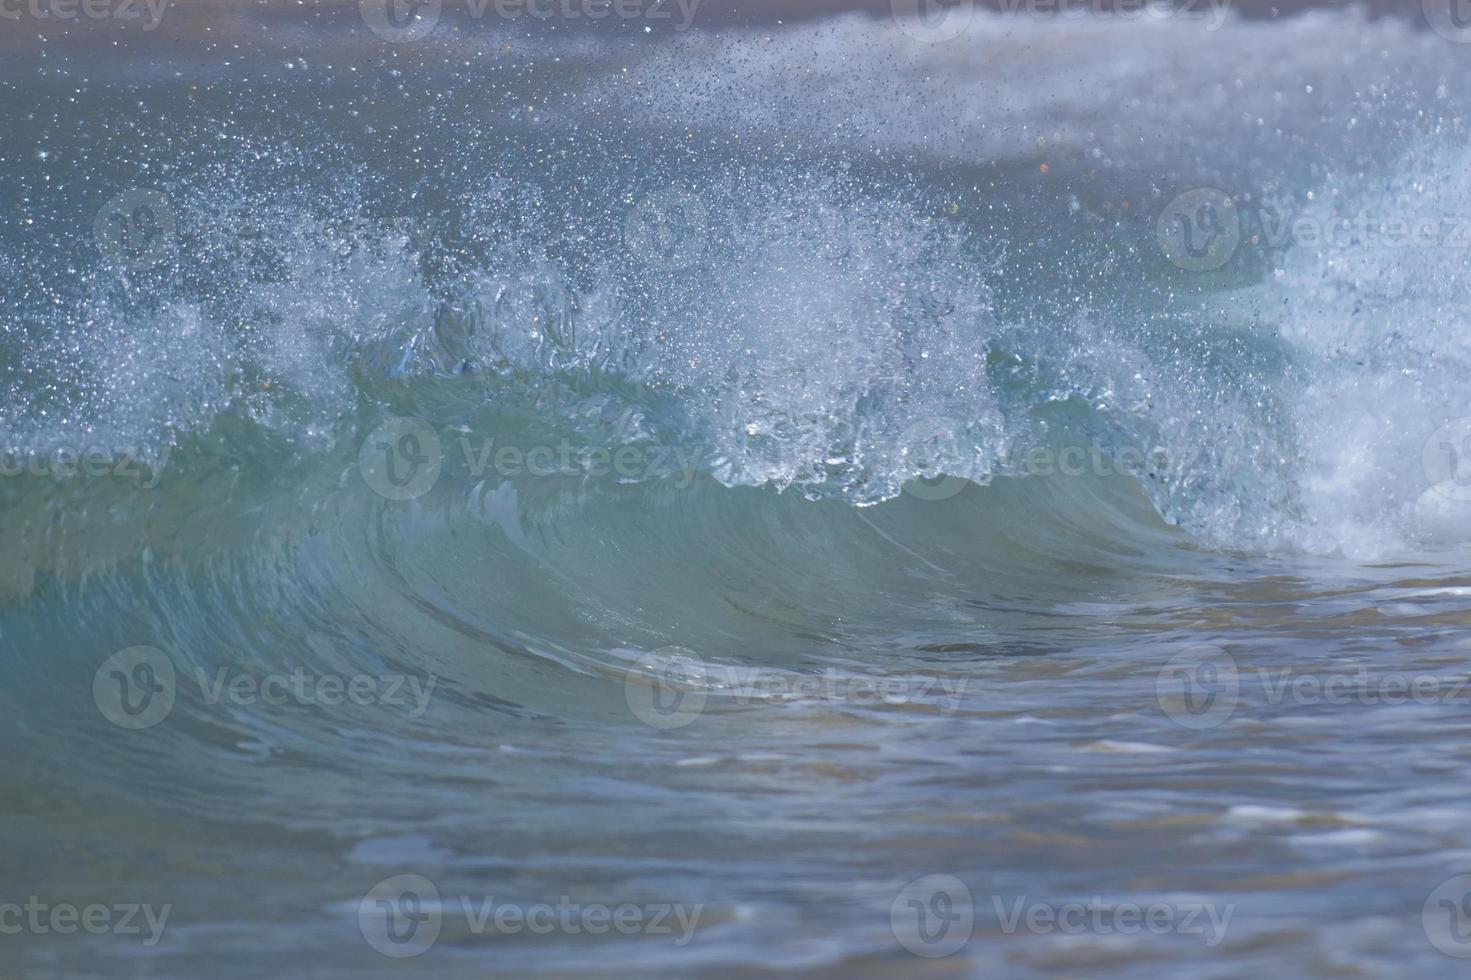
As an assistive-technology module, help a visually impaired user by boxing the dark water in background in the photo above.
[6,3,1471,976]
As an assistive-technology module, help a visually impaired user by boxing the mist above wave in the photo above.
[1,8,1468,560]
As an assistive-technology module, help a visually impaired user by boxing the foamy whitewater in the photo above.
[5,5,1471,977]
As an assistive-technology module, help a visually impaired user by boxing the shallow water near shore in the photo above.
[6,5,1471,977]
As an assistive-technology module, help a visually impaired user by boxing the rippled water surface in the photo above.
[5,3,1471,977]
